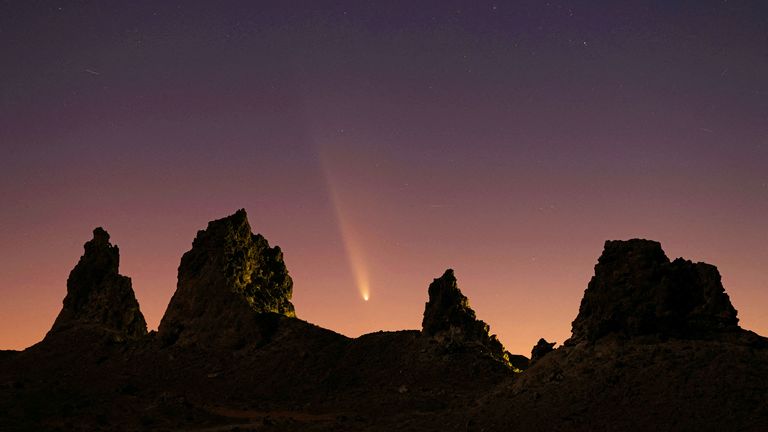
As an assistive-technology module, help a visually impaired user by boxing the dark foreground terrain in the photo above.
[2,210,766,431]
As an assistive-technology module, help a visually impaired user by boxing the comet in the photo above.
[319,149,372,303]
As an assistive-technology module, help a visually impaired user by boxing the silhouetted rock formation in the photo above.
[508,354,530,371]
[5,230,768,432]
[158,209,295,348]
[48,228,147,339]
[568,239,739,344]
[530,338,555,364]
[422,269,511,365]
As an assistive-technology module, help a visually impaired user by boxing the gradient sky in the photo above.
[1,1,767,355]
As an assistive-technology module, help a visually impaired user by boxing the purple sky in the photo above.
[1,1,767,355]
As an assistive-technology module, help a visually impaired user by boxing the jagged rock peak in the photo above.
[193,209,295,317]
[568,239,739,344]
[422,269,512,366]
[158,209,295,347]
[48,227,147,339]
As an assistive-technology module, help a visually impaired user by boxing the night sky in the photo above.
[2,1,767,355]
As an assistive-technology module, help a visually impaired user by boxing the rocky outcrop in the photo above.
[422,269,512,366]
[530,338,555,365]
[8,230,768,432]
[568,239,739,344]
[48,228,147,339]
[158,209,295,348]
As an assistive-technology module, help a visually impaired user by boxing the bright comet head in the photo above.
[319,148,373,306]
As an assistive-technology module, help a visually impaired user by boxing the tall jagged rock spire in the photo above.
[568,239,739,344]
[48,227,147,339]
[422,269,513,366]
[158,209,295,348]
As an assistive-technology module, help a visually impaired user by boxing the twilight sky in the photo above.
[1,1,767,355]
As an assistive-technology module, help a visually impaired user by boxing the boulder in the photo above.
[530,338,555,365]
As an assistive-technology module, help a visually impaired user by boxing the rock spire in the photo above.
[422,269,512,366]
[48,228,147,339]
[158,209,295,347]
